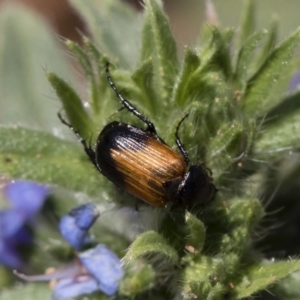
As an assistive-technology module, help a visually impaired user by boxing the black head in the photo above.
[178,164,217,212]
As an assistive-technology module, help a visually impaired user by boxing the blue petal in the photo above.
[13,226,33,244]
[0,239,23,268]
[59,215,86,250]
[0,210,27,238]
[79,244,124,296]
[68,203,99,230]
[52,275,99,299]
[59,203,99,250]
[4,180,48,217]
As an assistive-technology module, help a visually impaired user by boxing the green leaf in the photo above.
[226,197,264,230]
[104,68,149,121]
[217,198,264,254]
[65,40,100,114]
[256,19,278,68]
[273,271,300,299]
[123,231,179,264]
[66,40,94,80]
[47,72,94,139]
[234,30,267,84]
[243,28,300,116]
[172,47,201,106]
[236,0,255,50]
[254,91,300,155]
[185,212,206,252]
[181,255,225,300]
[176,71,232,160]
[255,111,300,155]
[200,27,232,78]
[0,126,103,197]
[1,283,52,300]
[82,37,116,122]
[235,260,300,298]
[131,58,158,114]
[141,0,179,102]
[174,68,216,111]
[68,0,142,69]
[261,90,300,127]
[83,37,103,73]
[140,7,155,63]
[206,121,247,180]
[0,5,76,132]
[119,260,156,296]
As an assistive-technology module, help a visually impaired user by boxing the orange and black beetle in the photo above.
[58,63,217,212]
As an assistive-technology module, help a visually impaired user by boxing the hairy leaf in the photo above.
[131,58,158,115]
[256,19,278,69]
[236,0,255,50]
[172,47,201,106]
[47,72,94,139]
[236,260,300,298]
[255,111,300,155]
[181,255,225,299]
[141,0,178,103]
[243,28,300,116]
[0,126,103,196]
[185,212,206,253]
[123,231,178,264]
[234,30,267,84]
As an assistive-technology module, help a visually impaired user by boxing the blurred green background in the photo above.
[3,0,299,50]
[165,0,299,49]
[0,0,299,131]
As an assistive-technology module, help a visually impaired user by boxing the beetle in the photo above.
[58,63,217,212]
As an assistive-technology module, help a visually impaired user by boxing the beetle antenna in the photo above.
[105,62,157,134]
[175,114,190,165]
[57,112,99,170]
[109,106,125,120]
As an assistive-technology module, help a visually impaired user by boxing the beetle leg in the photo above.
[105,62,157,134]
[175,114,190,165]
[57,112,100,172]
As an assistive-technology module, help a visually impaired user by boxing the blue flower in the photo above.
[78,244,124,296]
[14,204,124,299]
[0,180,48,268]
[5,180,48,218]
[15,244,124,299]
[59,203,100,250]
